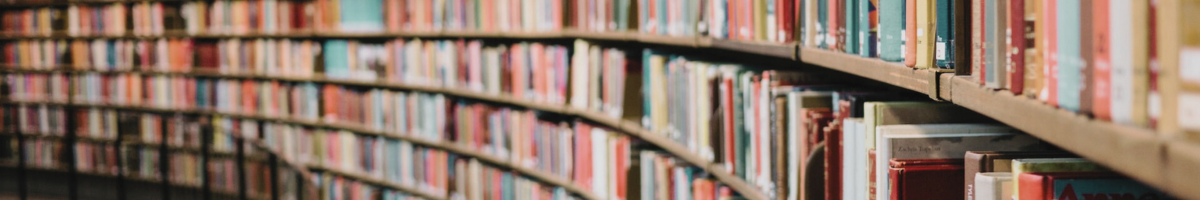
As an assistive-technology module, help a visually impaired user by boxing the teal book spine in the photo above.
[934,0,954,68]
[879,0,905,62]
[657,0,667,35]
[617,0,630,31]
[1053,179,1170,199]
[640,0,649,33]
[846,0,860,54]
[818,0,829,48]
[338,0,383,32]
[733,70,748,179]
[1057,0,1081,111]
[642,49,653,128]
[323,40,349,78]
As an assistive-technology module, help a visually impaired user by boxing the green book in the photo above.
[846,0,860,54]
[934,0,955,68]
[879,0,906,62]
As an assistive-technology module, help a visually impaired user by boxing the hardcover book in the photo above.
[973,172,1012,200]
[1010,158,1109,198]
[874,124,1048,200]
[888,158,964,200]
[1018,172,1171,200]
[962,151,1073,200]
[879,0,905,62]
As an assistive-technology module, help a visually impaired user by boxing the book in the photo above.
[1010,158,1109,198]
[962,151,1074,200]
[1018,172,1171,200]
[1007,0,1026,94]
[887,158,964,200]
[874,124,1048,200]
[972,172,1011,200]
[879,0,905,62]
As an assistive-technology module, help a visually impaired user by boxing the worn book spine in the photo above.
[903,0,917,67]
[1007,0,1026,95]
[1093,0,1113,121]
[879,0,905,62]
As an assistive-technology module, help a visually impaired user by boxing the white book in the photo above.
[67,6,80,36]
[1109,0,1135,125]
[874,124,1046,200]
[974,172,1012,200]
[591,128,609,199]
[836,117,864,200]
[571,40,590,109]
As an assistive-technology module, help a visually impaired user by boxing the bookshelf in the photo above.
[1,34,1194,199]
[3,0,1197,199]
[0,116,320,200]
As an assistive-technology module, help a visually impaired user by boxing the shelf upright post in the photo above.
[236,132,247,200]
[201,117,212,200]
[66,106,78,200]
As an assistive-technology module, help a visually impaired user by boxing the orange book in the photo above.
[904,0,917,67]
[322,85,339,121]
[1093,0,1112,120]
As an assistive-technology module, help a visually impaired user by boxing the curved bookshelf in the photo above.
[0,30,797,60]
[0,100,607,200]
[1,68,774,199]
[795,47,1198,199]
[0,127,320,200]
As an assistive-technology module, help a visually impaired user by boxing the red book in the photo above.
[1018,172,1170,200]
[1008,0,1026,95]
[904,0,917,67]
[887,159,964,200]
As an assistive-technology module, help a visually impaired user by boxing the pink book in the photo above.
[1042,0,1058,106]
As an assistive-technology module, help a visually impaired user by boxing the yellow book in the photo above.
[1175,0,1200,137]
[648,54,668,134]
[1131,0,1151,127]
[915,0,936,68]
[1157,0,1182,135]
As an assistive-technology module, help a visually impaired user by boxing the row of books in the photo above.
[6,73,68,102]
[1,39,197,71]
[5,39,637,119]
[0,0,567,36]
[0,0,803,44]
[801,0,1200,135]
[6,104,69,136]
[639,0,799,43]
[967,154,1169,200]
[1,111,288,199]
[638,150,740,200]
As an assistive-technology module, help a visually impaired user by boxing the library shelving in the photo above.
[4,0,1198,199]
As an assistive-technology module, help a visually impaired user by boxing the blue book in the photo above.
[323,40,350,78]
[934,0,955,68]
[502,173,514,200]
[617,0,631,31]
[879,0,905,62]
[1057,0,1082,111]
[818,0,829,48]
[657,0,667,35]
[846,0,860,54]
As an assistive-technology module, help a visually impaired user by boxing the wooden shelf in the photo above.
[0,31,797,61]
[795,47,1198,199]
[0,100,605,200]
[798,48,940,96]
[305,164,446,200]
[0,68,769,199]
